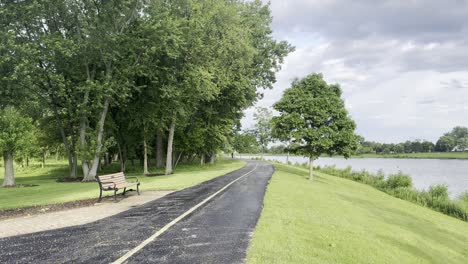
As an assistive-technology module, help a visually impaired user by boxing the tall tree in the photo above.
[253,107,273,157]
[272,73,358,180]
[0,107,35,187]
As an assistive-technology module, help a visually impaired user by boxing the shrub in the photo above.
[385,173,412,189]
[458,192,468,203]
[428,185,449,201]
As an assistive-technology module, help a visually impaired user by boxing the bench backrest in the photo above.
[96,172,126,189]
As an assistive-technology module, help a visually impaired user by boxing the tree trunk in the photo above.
[41,151,46,168]
[2,151,15,187]
[309,156,314,181]
[118,142,126,172]
[79,87,91,179]
[80,117,90,178]
[83,98,110,181]
[54,109,75,178]
[165,120,176,175]
[143,134,149,175]
[105,152,110,166]
[200,155,205,166]
[209,153,215,164]
[156,130,164,168]
[286,152,290,164]
[174,152,183,169]
[71,153,78,179]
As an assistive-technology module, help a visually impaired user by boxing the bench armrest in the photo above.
[126,176,139,183]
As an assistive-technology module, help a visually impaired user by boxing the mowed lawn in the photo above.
[247,163,468,264]
[0,158,245,210]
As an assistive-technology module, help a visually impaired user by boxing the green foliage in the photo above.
[253,107,273,153]
[428,184,449,200]
[357,137,435,155]
[272,73,358,159]
[435,126,468,152]
[0,107,35,153]
[1,0,291,178]
[232,131,259,154]
[385,173,412,189]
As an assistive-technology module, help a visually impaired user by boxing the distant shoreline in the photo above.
[237,152,468,160]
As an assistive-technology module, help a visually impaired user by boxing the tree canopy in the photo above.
[0,0,292,184]
[272,73,358,180]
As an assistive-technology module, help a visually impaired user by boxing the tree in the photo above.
[0,107,35,187]
[435,135,456,152]
[253,107,273,157]
[272,73,358,180]
[1,0,291,180]
[232,131,259,154]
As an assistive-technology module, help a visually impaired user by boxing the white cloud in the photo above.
[242,1,468,143]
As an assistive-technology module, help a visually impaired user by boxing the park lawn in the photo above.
[0,158,245,210]
[247,163,468,264]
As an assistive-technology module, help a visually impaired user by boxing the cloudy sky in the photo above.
[241,0,468,143]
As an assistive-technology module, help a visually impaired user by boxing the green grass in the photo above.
[0,158,245,210]
[247,163,468,264]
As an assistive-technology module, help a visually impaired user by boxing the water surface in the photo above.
[240,155,468,198]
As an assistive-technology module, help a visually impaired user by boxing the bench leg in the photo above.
[98,189,103,202]
[122,187,126,196]
[114,189,117,202]
[137,184,140,195]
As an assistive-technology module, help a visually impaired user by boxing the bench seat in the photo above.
[95,172,140,201]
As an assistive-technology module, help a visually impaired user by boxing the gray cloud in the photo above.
[242,1,468,143]
[268,0,468,43]
[440,79,468,90]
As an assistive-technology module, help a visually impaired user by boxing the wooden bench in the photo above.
[95,172,140,202]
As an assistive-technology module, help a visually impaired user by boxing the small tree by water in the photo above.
[272,73,358,180]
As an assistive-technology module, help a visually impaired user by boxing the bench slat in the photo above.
[97,172,137,190]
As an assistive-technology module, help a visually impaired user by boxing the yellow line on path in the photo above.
[112,162,259,264]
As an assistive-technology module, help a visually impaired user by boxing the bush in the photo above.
[385,173,412,189]
[428,185,449,201]
[458,192,468,203]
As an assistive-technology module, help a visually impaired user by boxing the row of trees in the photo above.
[0,0,292,187]
[356,138,435,154]
[356,126,468,155]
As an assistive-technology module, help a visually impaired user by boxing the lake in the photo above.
[240,155,468,198]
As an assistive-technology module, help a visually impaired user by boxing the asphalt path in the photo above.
[0,160,273,263]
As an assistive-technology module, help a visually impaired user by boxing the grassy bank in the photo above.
[247,164,468,264]
[239,152,468,159]
[317,165,468,221]
[0,158,245,210]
